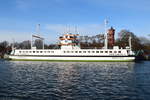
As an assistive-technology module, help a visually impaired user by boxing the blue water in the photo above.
[0,60,150,100]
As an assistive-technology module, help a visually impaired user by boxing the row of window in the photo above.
[63,51,121,53]
[19,51,54,53]
[19,50,122,54]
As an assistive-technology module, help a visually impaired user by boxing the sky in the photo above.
[0,0,150,44]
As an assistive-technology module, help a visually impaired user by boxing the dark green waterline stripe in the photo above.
[9,55,135,57]
[10,59,134,62]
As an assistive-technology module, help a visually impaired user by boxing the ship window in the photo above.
[100,51,103,53]
[67,51,70,53]
[51,51,54,53]
[75,51,78,53]
[23,51,25,53]
[40,51,43,53]
[36,51,39,53]
[19,51,21,53]
[64,51,66,53]
[83,51,86,53]
[105,51,108,53]
[47,51,50,53]
[70,36,73,38]
[114,51,117,53]
[92,51,95,53]
[33,51,35,53]
[26,51,28,53]
[118,51,121,53]
[29,51,32,53]
[88,51,90,53]
[71,51,74,53]
[96,51,99,53]
[44,51,46,53]
[109,51,112,53]
[79,51,82,53]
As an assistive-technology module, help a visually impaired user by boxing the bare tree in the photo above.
[139,37,150,45]
[34,39,43,49]
[116,29,142,51]
[0,41,11,57]
[20,40,31,49]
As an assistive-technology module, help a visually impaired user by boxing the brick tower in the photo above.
[107,27,115,48]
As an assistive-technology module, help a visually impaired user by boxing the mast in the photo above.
[31,24,44,49]
[37,24,44,49]
[104,19,108,49]
[129,36,132,50]
[11,38,15,51]
[43,39,44,50]
[31,34,33,49]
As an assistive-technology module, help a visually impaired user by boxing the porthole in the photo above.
[96,51,99,53]
[109,51,112,53]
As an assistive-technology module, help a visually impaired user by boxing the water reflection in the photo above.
[0,61,149,100]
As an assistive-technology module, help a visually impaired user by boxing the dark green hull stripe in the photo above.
[10,59,135,62]
[10,55,135,57]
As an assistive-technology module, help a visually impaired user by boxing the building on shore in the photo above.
[108,27,115,48]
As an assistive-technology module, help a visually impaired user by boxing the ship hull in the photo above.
[9,55,135,62]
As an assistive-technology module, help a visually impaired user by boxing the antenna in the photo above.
[75,26,77,33]
[66,24,69,33]
[65,25,67,34]
[12,38,15,49]
[36,24,40,36]
[68,25,71,33]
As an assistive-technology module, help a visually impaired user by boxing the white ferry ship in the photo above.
[9,23,135,62]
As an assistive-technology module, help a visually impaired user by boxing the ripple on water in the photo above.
[0,61,150,100]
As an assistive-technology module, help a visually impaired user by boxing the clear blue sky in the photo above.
[0,0,150,43]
